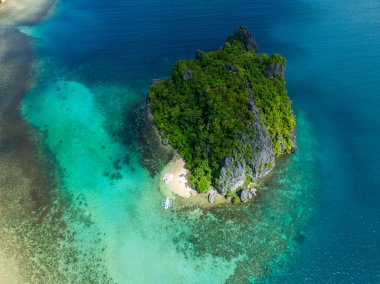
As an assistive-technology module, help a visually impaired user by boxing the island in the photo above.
[149,27,297,203]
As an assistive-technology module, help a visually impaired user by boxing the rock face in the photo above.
[265,62,285,78]
[240,187,253,202]
[162,138,169,146]
[182,70,193,81]
[245,93,276,178]
[225,64,237,73]
[227,26,259,52]
[217,91,275,195]
[290,127,298,153]
[218,156,246,195]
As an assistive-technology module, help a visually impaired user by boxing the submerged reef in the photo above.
[149,27,297,196]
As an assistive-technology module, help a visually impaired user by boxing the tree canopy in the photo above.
[149,33,295,192]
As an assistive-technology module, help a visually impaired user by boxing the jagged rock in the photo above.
[217,155,246,196]
[195,50,205,60]
[208,191,216,203]
[225,64,237,73]
[264,62,285,78]
[243,117,275,179]
[182,70,193,81]
[290,127,298,153]
[217,91,275,195]
[245,89,276,179]
[227,26,259,52]
[162,138,169,146]
[240,187,253,202]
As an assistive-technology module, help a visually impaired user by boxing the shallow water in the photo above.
[2,0,380,282]
[20,0,318,280]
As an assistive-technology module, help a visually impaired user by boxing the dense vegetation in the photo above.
[149,28,295,192]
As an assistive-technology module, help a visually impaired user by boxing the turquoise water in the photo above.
[23,69,316,282]
[23,66,239,283]
[18,0,380,282]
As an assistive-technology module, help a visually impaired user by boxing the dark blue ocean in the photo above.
[19,0,380,282]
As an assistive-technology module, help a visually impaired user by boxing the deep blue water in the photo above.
[22,0,380,282]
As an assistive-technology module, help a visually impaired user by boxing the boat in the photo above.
[164,197,170,209]
[160,197,174,209]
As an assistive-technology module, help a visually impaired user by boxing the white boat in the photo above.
[164,197,170,209]
[160,197,174,209]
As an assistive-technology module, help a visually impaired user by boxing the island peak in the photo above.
[227,26,259,52]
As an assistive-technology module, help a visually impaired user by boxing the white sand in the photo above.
[163,158,197,198]
[160,157,231,208]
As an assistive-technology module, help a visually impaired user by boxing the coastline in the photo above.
[160,156,198,198]
[147,106,231,207]
[159,155,231,208]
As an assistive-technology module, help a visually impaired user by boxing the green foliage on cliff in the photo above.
[149,31,295,192]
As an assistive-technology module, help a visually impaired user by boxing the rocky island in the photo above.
[149,27,297,203]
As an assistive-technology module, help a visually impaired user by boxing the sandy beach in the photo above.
[161,157,197,198]
[160,156,231,207]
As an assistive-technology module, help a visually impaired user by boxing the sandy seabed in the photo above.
[0,0,56,26]
[0,1,56,283]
